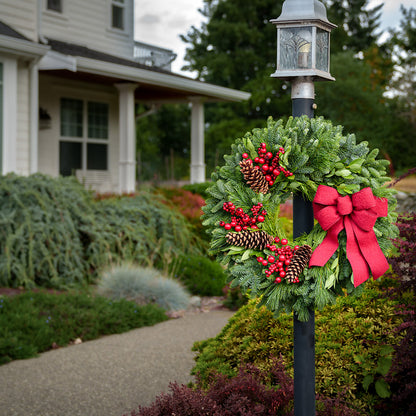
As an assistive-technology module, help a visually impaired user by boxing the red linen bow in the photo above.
[309,185,389,287]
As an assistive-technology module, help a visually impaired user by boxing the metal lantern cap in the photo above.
[272,0,336,28]
[270,0,336,82]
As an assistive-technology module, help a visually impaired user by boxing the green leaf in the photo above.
[375,379,391,398]
[362,374,374,391]
[348,158,365,173]
[241,249,253,261]
[324,273,337,289]
[376,357,392,376]
[379,345,395,356]
[335,169,352,177]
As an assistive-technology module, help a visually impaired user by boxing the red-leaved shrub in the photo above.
[127,358,361,416]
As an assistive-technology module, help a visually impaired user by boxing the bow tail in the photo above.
[309,219,343,267]
[344,217,369,287]
[352,222,390,281]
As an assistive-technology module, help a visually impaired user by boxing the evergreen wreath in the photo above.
[202,116,398,321]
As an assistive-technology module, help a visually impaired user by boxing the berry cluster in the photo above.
[242,142,293,186]
[219,202,267,232]
[257,238,300,284]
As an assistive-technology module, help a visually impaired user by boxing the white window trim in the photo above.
[108,0,127,34]
[60,98,109,173]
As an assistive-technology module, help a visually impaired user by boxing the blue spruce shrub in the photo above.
[97,264,191,311]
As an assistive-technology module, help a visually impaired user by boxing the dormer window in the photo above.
[47,0,62,13]
[111,0,125,30]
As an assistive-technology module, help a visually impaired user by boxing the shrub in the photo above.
[0,174,202,289]
[97,265,191,311]
[376,212,416,415]
[0,290,167,364]
[191,282,404,415]
[156,187,207,242]
[127,358,360,416]
[170,255,226,296]
[182,182,212,200]
[0,174,94,288]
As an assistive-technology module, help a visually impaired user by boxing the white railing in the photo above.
[134,41,177,71]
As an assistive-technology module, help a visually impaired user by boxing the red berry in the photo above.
[258,158,265,164]
[257,215,265,222]
[254,157,260,163]
[262,164,269,172]
[224,223,232,230]
[279,255,286,261]
[235,225,242,232]
[294,245,300,250]
[281,238,288,245]
[262,260,268,266]
[279,271,286,278]
[268,256,275,263]
[265,175,271,181]
[219,221,225,227]
[257,257,263,263]
[269,180,274,186]
[242,153,249,159]
[261,142,266,148]
[275,277,282,284]
[266,152,273,159]
[285,259,291,266]
[274,237,280,243]
[277,261,283,267]
[273,169,279,176]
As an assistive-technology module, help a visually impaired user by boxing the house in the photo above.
[0,0,250,193]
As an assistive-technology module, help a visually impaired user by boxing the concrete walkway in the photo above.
[0,310,233,416]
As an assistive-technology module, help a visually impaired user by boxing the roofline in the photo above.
[0,34,50,59]
[76,56,251,102]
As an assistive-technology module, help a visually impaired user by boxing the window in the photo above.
[47,0,62,13]
[59,98,109,176]
[111,0,125,30]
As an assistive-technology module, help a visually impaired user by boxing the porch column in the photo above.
[2,57,17,174]
[115,83,138,193]
[190,97,206,183]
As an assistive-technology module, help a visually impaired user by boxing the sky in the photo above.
[134,0,415,76]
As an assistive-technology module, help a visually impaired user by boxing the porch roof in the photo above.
[41,38,251,104]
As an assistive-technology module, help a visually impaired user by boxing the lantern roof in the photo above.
[272,0,336,28]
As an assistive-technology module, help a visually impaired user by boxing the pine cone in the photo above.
[226,230,274,250]
[240,160,269,194]
[285,245,312,283]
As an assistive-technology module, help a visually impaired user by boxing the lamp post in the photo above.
[270,1,336,415]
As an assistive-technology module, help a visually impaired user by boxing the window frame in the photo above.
[46,0,63,13]
[59,97,109,176]
[110,0,126,31]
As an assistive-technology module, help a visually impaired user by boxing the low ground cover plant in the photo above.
[97,265,190,311]
[0,290,167,365]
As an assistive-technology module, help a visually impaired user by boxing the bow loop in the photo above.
[309,185,389,287]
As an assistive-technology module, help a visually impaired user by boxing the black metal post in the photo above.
[292,77,316,416]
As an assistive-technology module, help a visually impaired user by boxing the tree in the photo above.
[179,0,388,175]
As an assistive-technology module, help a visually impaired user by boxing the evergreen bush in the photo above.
[170,254,226,296]
[97,265,191,311]
[0,174,202,289]
[191,282,404,415]
[182,182,212,200]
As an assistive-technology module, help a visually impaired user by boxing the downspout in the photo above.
[29,58,40,174]
[37,0,48,44]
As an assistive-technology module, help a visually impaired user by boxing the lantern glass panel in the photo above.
[316,28,329,72]
[279,26,312,70]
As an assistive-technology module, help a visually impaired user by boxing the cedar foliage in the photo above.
[0,174,200,289]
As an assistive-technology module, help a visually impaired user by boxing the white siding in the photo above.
[16,61,31,175]
[0,0,37,41]
[41,0,135,60]
[38,74,120,193]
